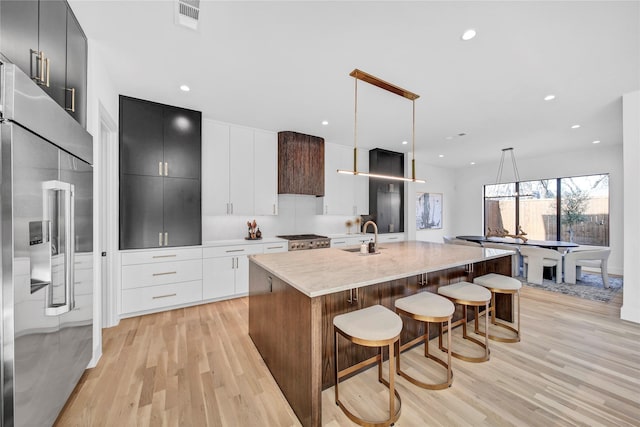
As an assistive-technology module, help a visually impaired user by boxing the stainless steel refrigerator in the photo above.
[1,63,93,425]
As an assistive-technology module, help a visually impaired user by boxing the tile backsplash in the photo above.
[202,195,360,241]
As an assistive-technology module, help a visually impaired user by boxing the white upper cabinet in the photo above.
[253,130,278,215]
[229,126,254,215]
[319,143,369,216]
[202,119,278,216]
[202,120,230,216]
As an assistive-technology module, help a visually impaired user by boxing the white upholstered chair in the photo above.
[564,248,611,288]
[519,246,563,285]
[443,236,481,246]
[481,242,520,277]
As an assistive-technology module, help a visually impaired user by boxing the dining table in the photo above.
[456,235,579,251]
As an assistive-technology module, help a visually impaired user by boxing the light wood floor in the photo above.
[56,287,639,426]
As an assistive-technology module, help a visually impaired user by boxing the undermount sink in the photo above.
[342,247,384,253]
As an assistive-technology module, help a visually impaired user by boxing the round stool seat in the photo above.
[438,282,491,303]
[334,304,402,342]
[473,273,521,291]
[395,292,454,319]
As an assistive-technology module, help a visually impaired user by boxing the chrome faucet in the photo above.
[362,220,378,252]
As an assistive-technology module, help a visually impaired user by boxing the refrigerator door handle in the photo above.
[42,180,75,316]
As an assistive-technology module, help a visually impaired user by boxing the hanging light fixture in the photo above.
[486,147,530,240]
[337,69,426,183]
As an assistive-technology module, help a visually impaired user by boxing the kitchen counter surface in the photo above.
[250,240,514,297]
[203,237,286,247]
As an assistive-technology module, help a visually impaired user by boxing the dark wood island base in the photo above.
[248,253,512,427]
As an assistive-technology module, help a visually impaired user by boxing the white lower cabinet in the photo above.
[202,244,262,300]
[119,242,287,316]
[120,247,203,316]
[330,236,369,248]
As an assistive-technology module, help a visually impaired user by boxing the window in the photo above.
[483,174,609,246]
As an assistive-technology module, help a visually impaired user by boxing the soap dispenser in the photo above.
[360,241,368,254]
[368,239,376,254]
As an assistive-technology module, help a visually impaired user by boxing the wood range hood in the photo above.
[277,131,325,196]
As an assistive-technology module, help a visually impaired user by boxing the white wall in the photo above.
[203,195,361,241]
[86,40,119,366]
[622,91,640,323]
[407,161,457,243]
[451,144,624,275]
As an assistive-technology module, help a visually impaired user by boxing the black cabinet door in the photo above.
[38,0,68,108]
[163,177,201,247]
[119,97,164,177]
[120,174,164,249]
[163,106,201,179]
[0,0,39,79]
[64,9,87,128]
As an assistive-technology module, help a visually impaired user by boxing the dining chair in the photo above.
[481,242,520,277]
[564,248,611,288]
[519,246,563,285]
[443,237,482,247]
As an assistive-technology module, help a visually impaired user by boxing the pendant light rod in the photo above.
[349,69,420,101]
[339,69,425,183]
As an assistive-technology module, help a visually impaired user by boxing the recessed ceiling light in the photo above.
[592,140,601,144]
[439,154,444,158]
[571,124,581,129]
[180,84,190,92]
[322,120,329,126]
[402,140,408,145]
[461,29,477,41]
[544,94,556,101]
[470,161,476,165]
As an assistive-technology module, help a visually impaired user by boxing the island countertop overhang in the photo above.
[249,241,514,298]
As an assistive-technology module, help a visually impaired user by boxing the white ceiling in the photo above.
[69,0,640,168]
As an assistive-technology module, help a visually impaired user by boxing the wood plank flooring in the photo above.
[56,287,639,426]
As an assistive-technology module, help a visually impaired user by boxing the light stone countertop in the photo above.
[203,237,287,247]
[250,241,514,297]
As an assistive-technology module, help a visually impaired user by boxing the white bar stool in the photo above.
[394,292,455,390]
[334,304,403,427]
[473,273,522,343]
[437,282,491,363]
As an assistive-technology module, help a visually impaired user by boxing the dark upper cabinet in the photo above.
[368,149,404,234]
[65,9,87,128]
[163,177,201,247]
[120,174,164,249]
[163,106,202,179]
[278,131,324,196]
[38,0,67,107]
[119,96,202,250]
[120,97,164,176]
[0,0,87,128]
[0,0,38,76]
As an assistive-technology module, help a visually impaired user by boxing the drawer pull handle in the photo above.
[152,271,177,276]
[152,293,177,300]
[225,249,244,253]
[152,254,177,259]
[267,246,282,250]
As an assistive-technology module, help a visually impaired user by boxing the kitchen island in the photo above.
[248,241,513,427]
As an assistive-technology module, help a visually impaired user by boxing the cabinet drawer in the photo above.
[263,243,288,253]
[74,268,93,296]
[121,247,202,265]
[203,244,263,258]
[122,259,202,289]
[74,253,94,270]
[378,234,405,243]
[121,280,202,314]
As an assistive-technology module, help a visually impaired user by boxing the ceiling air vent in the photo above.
[175,0,200,30]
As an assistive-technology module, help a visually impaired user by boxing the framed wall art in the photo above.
[416,192,442,230]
